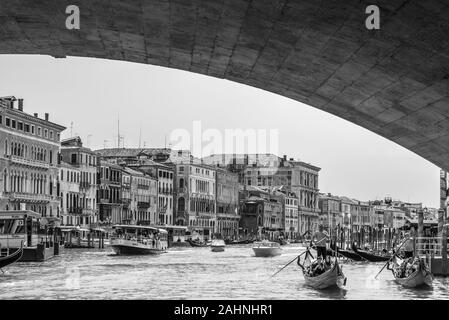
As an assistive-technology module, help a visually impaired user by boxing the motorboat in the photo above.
[211,239,226,252]
[110,225,168,255]
[252,240,282,257]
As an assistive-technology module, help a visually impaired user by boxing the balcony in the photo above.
[79,182,91,189]
[9,155,50,169]
[6,192,51,202]
[137,201,150,209]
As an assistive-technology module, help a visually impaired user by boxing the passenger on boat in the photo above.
[312,225,329,261]
[305,257,331,277]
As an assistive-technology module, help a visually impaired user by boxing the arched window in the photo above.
[177,197,185,213]
[179,178,184,189]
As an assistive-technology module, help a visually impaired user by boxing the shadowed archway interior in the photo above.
[1,0,449,169]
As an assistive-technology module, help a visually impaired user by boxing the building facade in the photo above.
[215,168,240,238]
[60,136,98,227]
[0,96,65,218]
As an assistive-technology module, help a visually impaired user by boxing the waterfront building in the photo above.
[318,193,343,231]
[0,96,65,217]
[120,167,158,225]
[94,148,175,226]
[60,136,98,227]
[58,162,82,226]
[167,151,216,241]
[203,153,321,235]
[243,156,321,235]
[215,167,240,238]
[127,159,175,227]
[279,190,299,240]
[239,186,283,240]
[202,153,282,184]
[97,160,123,225]
[350,200,374,231]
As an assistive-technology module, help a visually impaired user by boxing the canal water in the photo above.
[1,244,448,299]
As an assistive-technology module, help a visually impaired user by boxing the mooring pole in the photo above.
[418,209,424,257]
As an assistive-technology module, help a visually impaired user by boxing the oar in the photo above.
[374,238,408,279]
[271,250,307,278]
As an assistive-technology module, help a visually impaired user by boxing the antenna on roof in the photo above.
[138,124,142,148]
[117,113,120,148]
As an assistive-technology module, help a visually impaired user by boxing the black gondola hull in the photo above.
[0,245,24,269]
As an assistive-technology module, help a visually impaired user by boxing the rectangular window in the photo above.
[0,115,2,125]
[31,125,35,134]
[11,120,16,129]
[44,129,48,138]
[37,127,41,136]
[25,124,30,133]
[18,122,23,131]
[50,131,53,139]
[56,133,60,141]
[5,118,10,127]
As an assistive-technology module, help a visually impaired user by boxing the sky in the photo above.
[0,55,441,207]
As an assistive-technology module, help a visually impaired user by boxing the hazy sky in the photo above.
[0,55,440,207]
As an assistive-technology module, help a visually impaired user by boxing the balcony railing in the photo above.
[415,237,449,256]
[6,192,52,201]
[79,182,92,189]
[9,155,50,169]
[137,201,150,208]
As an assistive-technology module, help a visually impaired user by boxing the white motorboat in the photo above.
[252,240,282,257]
[211,239,226,252]
[110,225,168,255]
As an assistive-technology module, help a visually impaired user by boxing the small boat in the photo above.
[252,240,282,257]
[330,243,364,261]
[389,256,433,288]
[299,251,346,290]
[187,239,210,247]
[352,244,391,262]
[110,225,168,255]
[211,239,226,252]
[278,239,290,246]
[0,242,24,270]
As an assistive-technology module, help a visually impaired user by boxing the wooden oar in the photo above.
[271,250,307,278]
[374,238,408,279]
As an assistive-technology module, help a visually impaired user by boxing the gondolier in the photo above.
[403,228,415,259]
[312,225,329,261]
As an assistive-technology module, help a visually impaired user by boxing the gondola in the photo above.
[0,242,24,270]
[352,244,391,262]
[388,256,433,288]
[187,239,210,247]
[330,243,364,261]
[298,250,346,290]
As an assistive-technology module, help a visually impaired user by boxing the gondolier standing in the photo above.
[312,225,329,260]
[402,227,415,259]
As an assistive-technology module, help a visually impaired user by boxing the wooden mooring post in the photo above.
[418,209,424,256]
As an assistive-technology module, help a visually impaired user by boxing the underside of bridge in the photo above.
[1,0,449,169]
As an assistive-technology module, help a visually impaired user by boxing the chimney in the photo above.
[45,113,49,121]
[34,113,38,118]
[18,99,23,111]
